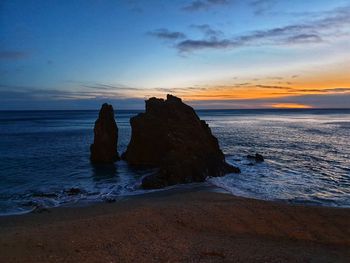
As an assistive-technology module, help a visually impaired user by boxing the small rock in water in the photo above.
[32,192,58,198]
[66,188,82,195]
[247,153,264,163]
[104,197,116,203]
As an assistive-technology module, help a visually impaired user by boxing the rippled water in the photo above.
[205,110,350,207]
[0,109,349,215]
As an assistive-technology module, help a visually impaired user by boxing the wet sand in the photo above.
[0,190,349,262]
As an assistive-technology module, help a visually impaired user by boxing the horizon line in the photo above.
[1,108,350,112]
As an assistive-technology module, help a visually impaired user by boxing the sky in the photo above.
[0,0,350,110]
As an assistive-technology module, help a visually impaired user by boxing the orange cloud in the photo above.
[167,65,350,101]
[102,61,350,106]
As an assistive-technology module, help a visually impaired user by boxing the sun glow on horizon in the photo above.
[270,103,312,109]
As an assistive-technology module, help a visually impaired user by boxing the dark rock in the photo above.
[141,173,168,189]
[225,164,241,173]
[32,192,58,198]
[255,153,264,162]
[66,187,82,195]
[104,197,116,203]
[90,103,119,163]
[22,201,37,207]
[92,163,117,178]
[123,94,240,189]
[31,205,50,214]
[247,153,264,163]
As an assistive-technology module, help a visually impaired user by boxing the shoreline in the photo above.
[0,182,228,217]
[0,184,227,217]
[1,190,349,262]
[2,180,348,218]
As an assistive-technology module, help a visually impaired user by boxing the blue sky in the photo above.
[1,0,350,109]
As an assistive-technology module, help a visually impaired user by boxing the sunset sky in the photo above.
[1,0,350,109]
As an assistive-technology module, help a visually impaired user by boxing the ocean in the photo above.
[0,109,349,215]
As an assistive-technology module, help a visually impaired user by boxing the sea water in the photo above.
[0,109,349,215]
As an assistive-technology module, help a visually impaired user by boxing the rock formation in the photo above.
[90,103,119,163]
[247,153,264,163]
[123,94,240,189]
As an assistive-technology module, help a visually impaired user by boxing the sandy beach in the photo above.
[0,190,349,263]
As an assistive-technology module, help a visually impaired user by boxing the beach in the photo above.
[1,190,349,262]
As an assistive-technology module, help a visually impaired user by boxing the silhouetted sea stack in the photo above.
[90,103,119,163]
[123,94,240,189]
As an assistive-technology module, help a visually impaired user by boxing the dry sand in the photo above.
[0,190,349,262]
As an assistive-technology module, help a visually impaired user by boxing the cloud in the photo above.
[0,51,29,60]
[0,90,145,110]
[0,82,143,101]
[148,29,186,40]
[81,83,143,91]
[174,5,350,52]
[177,38,238,52]
[163,81,350,102]
[182,0,207,12]
[124,0,144,13]
[255,85,293,90]
[1,81,350,110]
[250,0,277,15]
[187,93,350,109]
[286,34,323,44]
[0,82,148,110]
[297,88,350,93]
[190,24,223,38]
[150,24,226,51]
[182,0,230,12]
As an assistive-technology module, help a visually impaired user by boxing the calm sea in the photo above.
[0,109,349,215]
